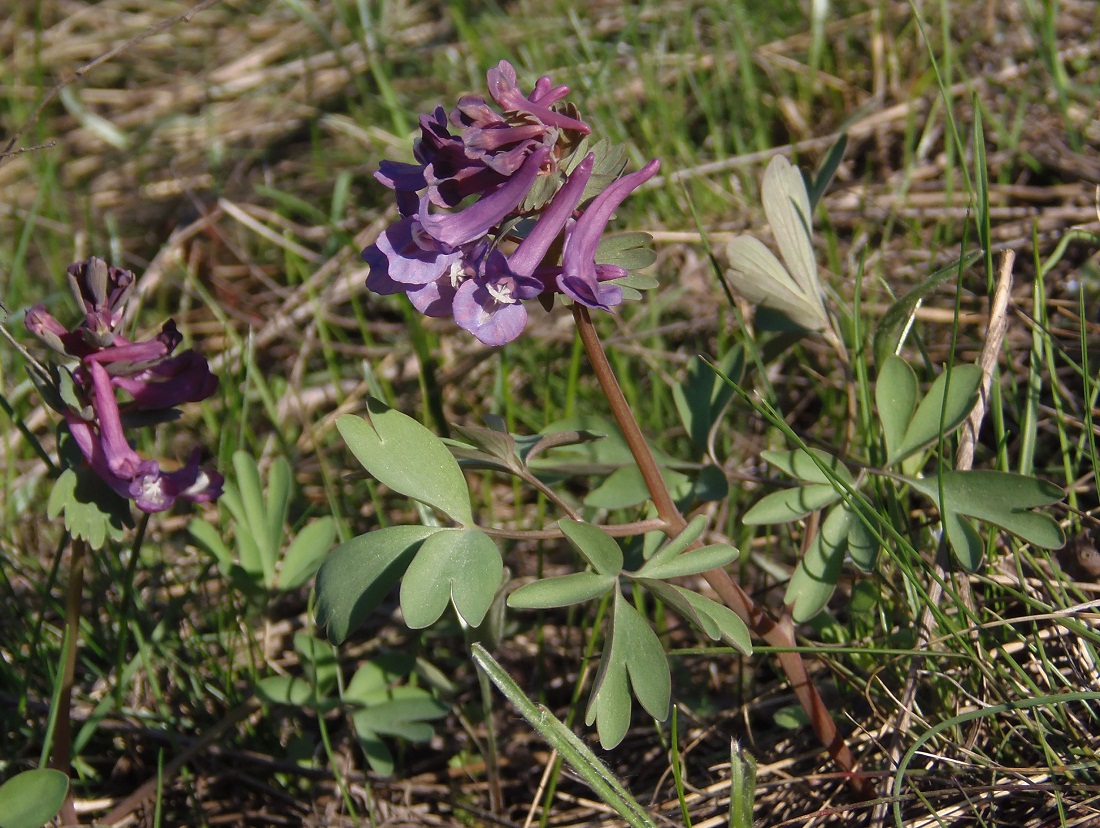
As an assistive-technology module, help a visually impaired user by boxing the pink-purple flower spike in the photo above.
[361,60,658,346]
[25,257,223,513]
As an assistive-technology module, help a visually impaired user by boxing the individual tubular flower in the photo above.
[558,159,661,310]
[25,256,223,513]
[482,60,590,133]
[65,362,222,512]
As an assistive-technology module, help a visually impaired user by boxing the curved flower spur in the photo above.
[362,60,660,345]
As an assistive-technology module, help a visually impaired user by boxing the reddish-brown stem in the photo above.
[50,536,87,826]
[572,305,870,800]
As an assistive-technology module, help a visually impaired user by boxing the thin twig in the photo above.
[482,517,666,541]
[572,305,871,800]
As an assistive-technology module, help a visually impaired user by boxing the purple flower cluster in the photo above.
[25,257,223,513]
[363,60,660,346]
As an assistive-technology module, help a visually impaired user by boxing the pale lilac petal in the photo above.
[363,218,461,286]
[407,278,458,317]
[452,279,528,346]
[129,450,223,512]
[507,153,593,278]
[485,61,590,134]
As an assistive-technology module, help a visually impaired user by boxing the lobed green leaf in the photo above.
[0,769,69,828]
[784,504,850,622]
[876,356,918,464]
[585,592,670,749]
[399,527,502,628]
[891,364,982,463]
[640,514,707,567]
[559,519,624,576]
[742,483,842,524]
[642,580,752,654]
[908,470,1065,570]
[584,464,691,510]
[315,525,437,643]
[634,543,739,581]
[761,447,852,485]
[47,466,130,550]
[337,399,474,525]
[508,572,617,609]
[279,517,336,590]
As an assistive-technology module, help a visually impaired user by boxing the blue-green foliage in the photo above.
[189,450,335,599]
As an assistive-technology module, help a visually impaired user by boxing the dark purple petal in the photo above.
[416,107,460,150]
[485,61,590,134]
[452,278,529,346]
[558,159,660,309]
[375,160,426,193]
[428,165,508,208]
[112,350,218,410]
[417,145,550,249]
[556,271,623,309]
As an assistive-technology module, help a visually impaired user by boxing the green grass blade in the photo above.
[471,644,657,828]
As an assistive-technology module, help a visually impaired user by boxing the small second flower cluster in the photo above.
[363,60,660,346]
[25,258,223,513]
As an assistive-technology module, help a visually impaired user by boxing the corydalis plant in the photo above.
[362,59,660,345]
[327,68,874,799]
[9,256,223,824]
[25,257,222,521]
